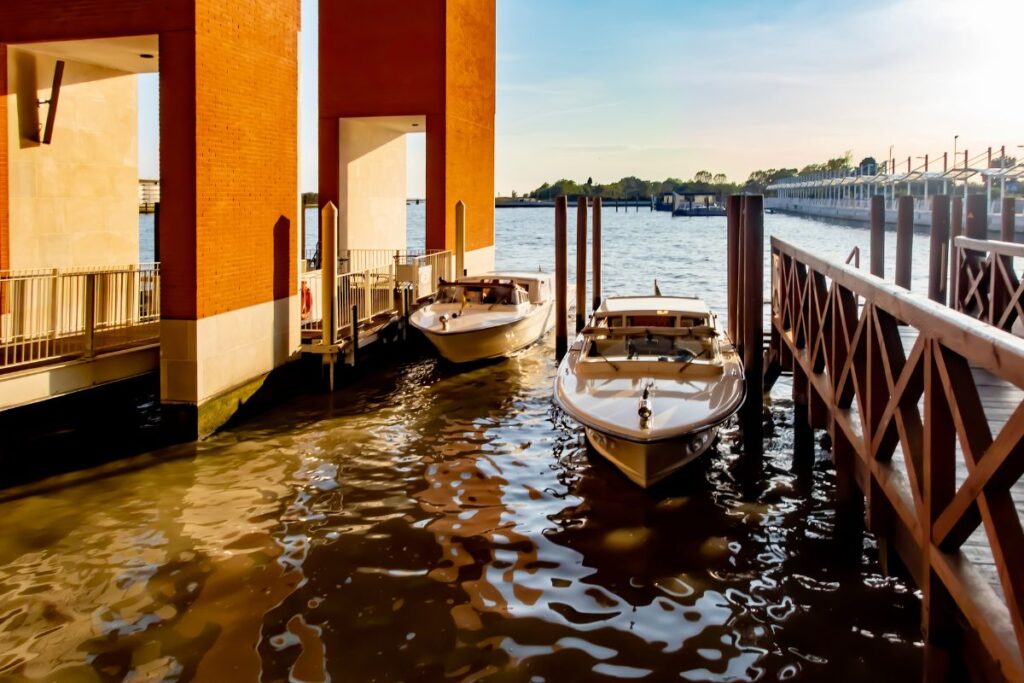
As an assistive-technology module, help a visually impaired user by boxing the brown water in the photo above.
[0,339,922,682]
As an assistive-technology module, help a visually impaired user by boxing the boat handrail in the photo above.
[580,325,717,338]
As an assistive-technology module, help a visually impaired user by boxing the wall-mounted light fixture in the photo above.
[36,59,65,145]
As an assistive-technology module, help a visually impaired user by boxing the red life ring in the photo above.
[300,282,313,320]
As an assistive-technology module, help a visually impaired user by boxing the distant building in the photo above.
[672,191,718,212]
[139,179,160,212]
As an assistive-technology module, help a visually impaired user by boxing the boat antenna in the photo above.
[654,280,663,297]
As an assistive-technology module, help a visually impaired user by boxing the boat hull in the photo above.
[417,302,552,363]
[584,426,718,487]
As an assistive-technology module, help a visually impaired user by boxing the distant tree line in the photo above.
[524,153,876,199]
[527,172,736,201]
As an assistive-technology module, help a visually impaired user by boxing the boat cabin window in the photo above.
[628,314,675,327]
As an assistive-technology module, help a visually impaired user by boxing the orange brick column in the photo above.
[320,0,495,270]
[0,1,299,437]
[159,0,300,436]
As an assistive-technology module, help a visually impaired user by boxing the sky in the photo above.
[138,0,1024,196]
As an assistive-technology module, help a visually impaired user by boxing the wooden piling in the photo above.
[870,195,885,278]
[592,197,602,312]
[965,194,987,240]
[576,197,588,333]
[321,202,339,347]
[350,304,359,365]
[300,202,306,268]
[153,202,161,263]
[741,195,764,458]
[895,196,914,290]
[1002,198,1016,243]
[455,201,467,277]
[726,195,742,343]
[949,197,964,308]
[555,196,568,359]
[928,195,950,304]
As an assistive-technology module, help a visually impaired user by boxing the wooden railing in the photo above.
[0,264,160,371]
[954,236,1024,333]
[771,236,1024,679]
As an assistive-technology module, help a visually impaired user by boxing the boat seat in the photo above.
[587,336,709,361]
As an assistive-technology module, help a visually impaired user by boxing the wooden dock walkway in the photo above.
[767,234,1024,682]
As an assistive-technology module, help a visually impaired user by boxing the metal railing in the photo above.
[395,250,453,300]
[300,250,453,339]
[0,264,160,371]
[767,196,1024,217]
[300,265,396,338]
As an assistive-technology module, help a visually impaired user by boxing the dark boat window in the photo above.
[628,315,675,327]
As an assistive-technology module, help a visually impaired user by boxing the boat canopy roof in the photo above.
[461,272,551,285]
[595,296,710,318]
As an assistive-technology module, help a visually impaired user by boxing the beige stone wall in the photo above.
[6,47,138,270]
[337,118,408,253]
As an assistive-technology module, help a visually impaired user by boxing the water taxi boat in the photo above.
[554,295,744,487]
[411,273,554,363]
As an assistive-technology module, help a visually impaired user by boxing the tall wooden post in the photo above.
[576,197,588,333]
[592,197,602,312]
[922,340,958,680]
[555,196,568,359]
[726,195,742,343]
[928,195,950,304]
[965,194,987,240]
[455,201,467,277]
[1002,198,1016,243]
[895,196,914,290]
[741,195,764,458]
[300,202,307,270]
[321,202,338,347]
[870,195,885,278]
[153,202,161,263]
[949,196,964,308]
[83,273,96,358]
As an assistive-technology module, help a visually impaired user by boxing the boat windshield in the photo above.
[586,331,711,362]
[584,313,716,363]
[435,282,526,306]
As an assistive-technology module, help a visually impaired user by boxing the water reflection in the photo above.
[0,342,922,681]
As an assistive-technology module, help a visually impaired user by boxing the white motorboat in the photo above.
[411,273,554,363]
[554,294,745,487]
